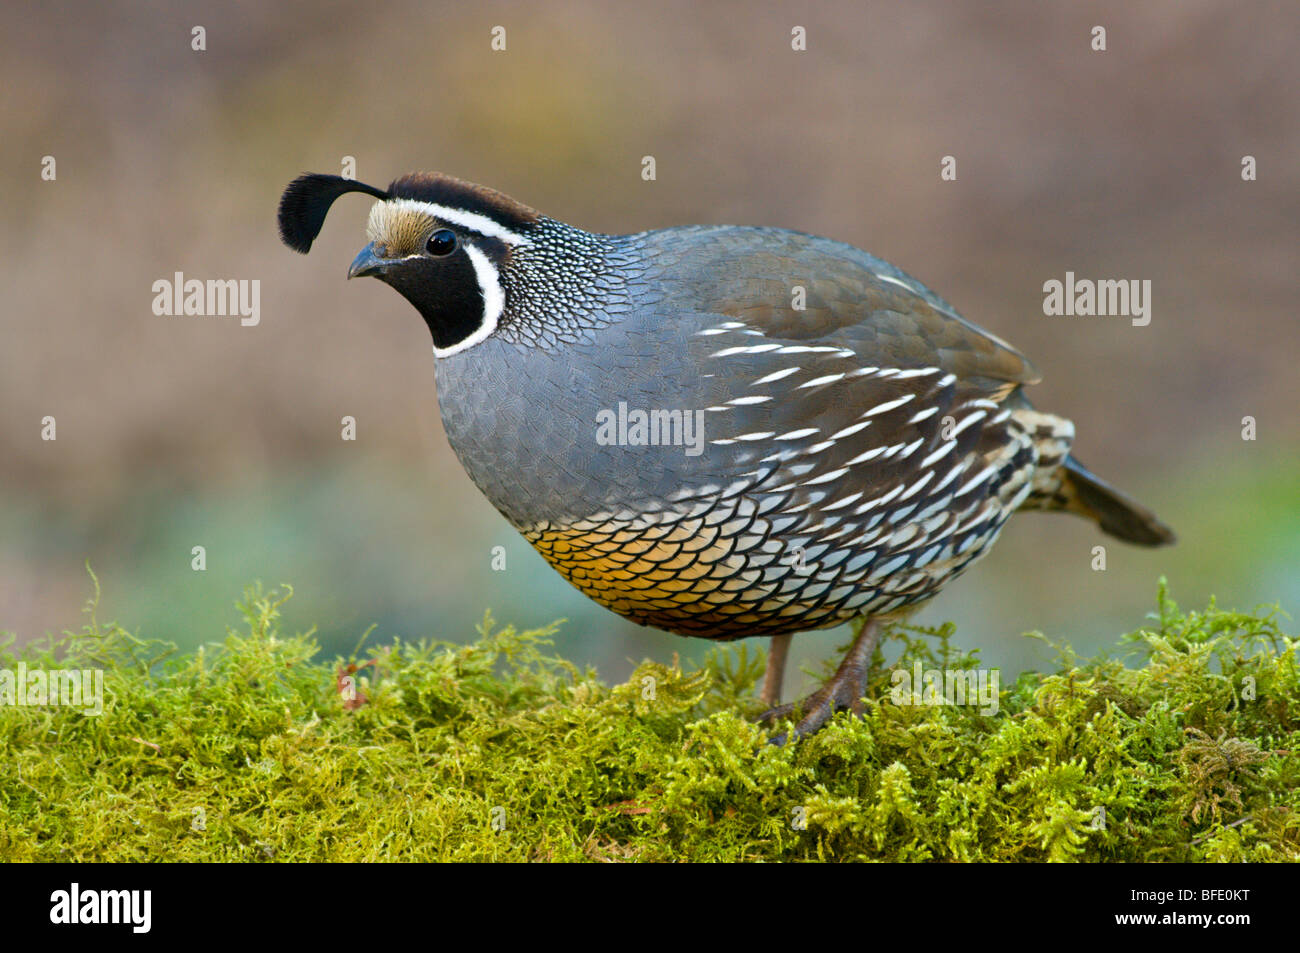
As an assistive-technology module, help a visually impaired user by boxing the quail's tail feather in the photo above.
[1037,454,1176,546]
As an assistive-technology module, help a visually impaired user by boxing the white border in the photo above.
[377,197,533,246]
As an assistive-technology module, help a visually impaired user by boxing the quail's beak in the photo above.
[347,242,392,280]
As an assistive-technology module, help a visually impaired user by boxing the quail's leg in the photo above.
[760,634,792,708]
[760,618,883,745]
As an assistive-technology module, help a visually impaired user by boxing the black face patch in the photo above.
[378,249,484,351]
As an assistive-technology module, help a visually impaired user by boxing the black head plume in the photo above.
[277,174,389,253]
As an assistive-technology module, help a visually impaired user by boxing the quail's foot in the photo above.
[760,633,793,709]
[761,618,883,745]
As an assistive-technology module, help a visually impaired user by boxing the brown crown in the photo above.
[387,172,542,232]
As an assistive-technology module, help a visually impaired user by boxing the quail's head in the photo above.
[278,172,543,356]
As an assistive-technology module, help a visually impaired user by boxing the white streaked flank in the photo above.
[830,420,872,440]
[863,394,915,416]
[932,462,965,493]
[948,409,987,438]
[896,470,935,501]
[822,491,864,511]
[752,366,801,385]
[858,483,905,513]
[797,372,847,389]
[919,440,957,468]
[955,463,997,496]
[712,343,783,357]
[875,274,917,293]
[773,345,854,355]
[843,444,889,466]
[801,467,849,486]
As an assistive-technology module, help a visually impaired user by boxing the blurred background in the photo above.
[3,0,1297,692]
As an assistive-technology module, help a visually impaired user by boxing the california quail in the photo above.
[278,171,1175,742]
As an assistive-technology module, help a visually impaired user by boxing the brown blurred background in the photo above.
[3,0,1297,689]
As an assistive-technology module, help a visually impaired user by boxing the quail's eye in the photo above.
[426,229,457,257]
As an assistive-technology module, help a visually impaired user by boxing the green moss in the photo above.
[1,574,1295,861]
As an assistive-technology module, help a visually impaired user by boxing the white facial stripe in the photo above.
[381,197,532,246]
[432,243,502,359]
